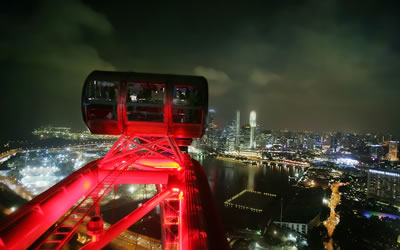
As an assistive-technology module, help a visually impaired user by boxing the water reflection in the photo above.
[192,155,304,231]
[247,167,255,190]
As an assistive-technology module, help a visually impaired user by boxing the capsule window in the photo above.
[85,81,118,120]
[173,86,202,124]
[126,82,165,122]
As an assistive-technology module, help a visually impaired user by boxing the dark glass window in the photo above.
[85,81,118,120]
[173,86,202,124]
[126,82,165,122]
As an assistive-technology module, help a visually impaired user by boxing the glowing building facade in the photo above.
[387,141,399,162]
[236,110,240,149]
[249,111,256,149]
[367,169,400,205]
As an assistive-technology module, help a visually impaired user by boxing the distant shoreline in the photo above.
[216,155,310,168]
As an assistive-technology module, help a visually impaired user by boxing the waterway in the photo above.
[194,155,304,232]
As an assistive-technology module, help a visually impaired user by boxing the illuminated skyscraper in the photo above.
[249,111,256,149]
[387,141,399,161]
[206,109,216,148]
[367,169,400,205]
[235,110,240,149]
[369,144,383,160]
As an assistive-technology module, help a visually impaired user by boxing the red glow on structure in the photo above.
[138,159,180,169]
[0,71,230,250]
[164,216,179,225]
[0,135,228,250]
[83,180,91,190]
[179,191,184,249]
[149,190,171,207]
[81,189,174,250]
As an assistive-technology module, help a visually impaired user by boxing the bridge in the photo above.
[0,71,228,250]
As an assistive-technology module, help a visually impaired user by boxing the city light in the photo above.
[129,185,136,193]
[287,233,296,241]
[1,102,399,249]
[335,158,359,166]
[369,169,400,177]
[224,189,277,213]
[323,183,345,249]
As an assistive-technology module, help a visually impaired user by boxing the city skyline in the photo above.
[1,116,399,248]
[0,73,399,248]
[2,1,400,246]
[2,0,400,139]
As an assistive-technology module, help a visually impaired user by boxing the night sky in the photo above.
[1,0,400,139]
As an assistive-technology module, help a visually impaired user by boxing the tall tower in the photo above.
[387,141,399,161]
[249,111,256,149]
[206,109,216,147]
[235,110,240,149]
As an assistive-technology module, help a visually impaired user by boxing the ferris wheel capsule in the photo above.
[82,71,208,140]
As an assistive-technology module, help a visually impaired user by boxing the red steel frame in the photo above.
[0,135,228,250]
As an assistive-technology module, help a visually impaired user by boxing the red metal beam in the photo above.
[97,170,171,184]
[128,138,182,165]
[0,160,101,250]
[100,137,167,166]
[81,189,174,249]
[0,135,228,250]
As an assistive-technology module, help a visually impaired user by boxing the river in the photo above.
[194,155,304,232]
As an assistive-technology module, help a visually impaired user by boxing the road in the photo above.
[323,182,344,250]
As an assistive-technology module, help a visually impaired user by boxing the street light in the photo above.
[129,185,136,193]
[288,233,296,241]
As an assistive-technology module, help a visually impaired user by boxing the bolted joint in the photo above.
[86,216,104,242]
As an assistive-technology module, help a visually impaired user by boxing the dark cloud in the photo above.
[1,0,400,139]
[248,69,281,87]
[0,0,114,138]
[193,66,232,96]
[194,0,400,133]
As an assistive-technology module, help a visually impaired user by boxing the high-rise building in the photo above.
[205,109,216,148]
[257,130,273,148]
[236,110,240,149]
[369,144,383,160]
[241,125,251,149]
[367,169,400,205]
[387,141,399,162]
[225,120,237,151]
[208,109,216,125]
[330,135,338,153]
[249,111,256,149]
